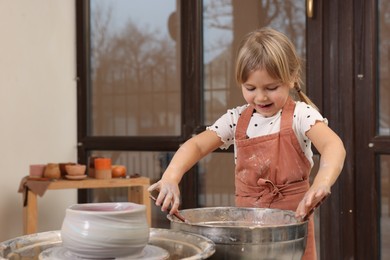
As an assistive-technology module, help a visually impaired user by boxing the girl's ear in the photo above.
[288,81,295,89]
[291,73,302,90]
[291,72,300,86]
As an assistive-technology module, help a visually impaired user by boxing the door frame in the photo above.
[354,0,383,259]
[307,0,357,258]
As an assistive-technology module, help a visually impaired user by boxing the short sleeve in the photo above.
[206,105,248,149]
[292,102,328,165]
[293,101,328,135]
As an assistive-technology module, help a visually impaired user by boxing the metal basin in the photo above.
[168,207,308,260]
[0,228,215,260]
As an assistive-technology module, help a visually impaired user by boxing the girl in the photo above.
[148,27,346,259]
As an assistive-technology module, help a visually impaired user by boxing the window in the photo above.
[76,0,195,228]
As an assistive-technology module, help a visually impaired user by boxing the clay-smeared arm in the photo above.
[148,130,223,214]
[295,121,346,218]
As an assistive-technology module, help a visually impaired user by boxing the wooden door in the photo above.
[310,0,389,259]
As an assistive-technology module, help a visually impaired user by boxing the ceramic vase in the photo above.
[61,202,149,258]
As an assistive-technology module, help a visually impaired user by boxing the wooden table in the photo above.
[22,177,151,235]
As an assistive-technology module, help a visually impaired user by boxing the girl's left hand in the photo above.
[295,184,331,219]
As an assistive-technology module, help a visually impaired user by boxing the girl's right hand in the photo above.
[148,179,181,215]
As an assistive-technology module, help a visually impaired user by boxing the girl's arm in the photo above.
[148,130,224,214]
[295,121,346,218]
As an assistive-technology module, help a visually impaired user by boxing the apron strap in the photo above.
[235,105,254,140]
[280,98,295,132]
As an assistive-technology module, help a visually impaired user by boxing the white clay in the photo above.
[61,202,149,259]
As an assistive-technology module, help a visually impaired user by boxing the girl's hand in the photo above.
[295,183,330,219]
[148,179,181,215]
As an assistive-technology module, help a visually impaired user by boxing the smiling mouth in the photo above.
[257,103,272,108]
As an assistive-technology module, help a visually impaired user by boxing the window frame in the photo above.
[75,0,203,207]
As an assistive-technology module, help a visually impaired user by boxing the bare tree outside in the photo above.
[89,0,306,136]
[203,0,305,125]
[90,1,180,136]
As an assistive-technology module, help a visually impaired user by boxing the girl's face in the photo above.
[241,69,293,117]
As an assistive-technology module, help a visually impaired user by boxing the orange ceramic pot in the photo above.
[94,158,112,179]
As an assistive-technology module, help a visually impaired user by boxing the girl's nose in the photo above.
[255,90,267,102]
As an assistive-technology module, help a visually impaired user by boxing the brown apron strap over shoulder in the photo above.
[280,98,295,132]
[235,105,254,140]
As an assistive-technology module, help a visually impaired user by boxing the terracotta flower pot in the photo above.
[43,163,61,179]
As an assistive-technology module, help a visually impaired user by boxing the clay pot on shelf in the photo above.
[65,164,86,176]
[29,164,46,178]
[94,158,112,179]
[43,163,61,179]
[59,162,76,177]
[88,156,103,178]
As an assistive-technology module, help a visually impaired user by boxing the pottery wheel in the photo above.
[39,245,170,260]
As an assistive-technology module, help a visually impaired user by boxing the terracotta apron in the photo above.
[234,98,316,260]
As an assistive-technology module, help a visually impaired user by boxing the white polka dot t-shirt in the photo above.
[206,101,328,167]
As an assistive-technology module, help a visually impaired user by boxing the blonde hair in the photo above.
[235,27,318,110]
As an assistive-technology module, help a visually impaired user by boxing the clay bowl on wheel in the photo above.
[61,202,149,259]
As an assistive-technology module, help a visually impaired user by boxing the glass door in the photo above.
[354,0,390,258]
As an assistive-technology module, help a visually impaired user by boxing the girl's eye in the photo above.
[243,85,255,91]
[267,85,279,91]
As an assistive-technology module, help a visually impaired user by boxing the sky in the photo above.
[91,0,232,64]
[92,0,175,36]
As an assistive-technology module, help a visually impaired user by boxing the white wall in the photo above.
[0,1,77,241]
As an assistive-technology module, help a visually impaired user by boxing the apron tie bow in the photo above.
[258,180,284,203]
